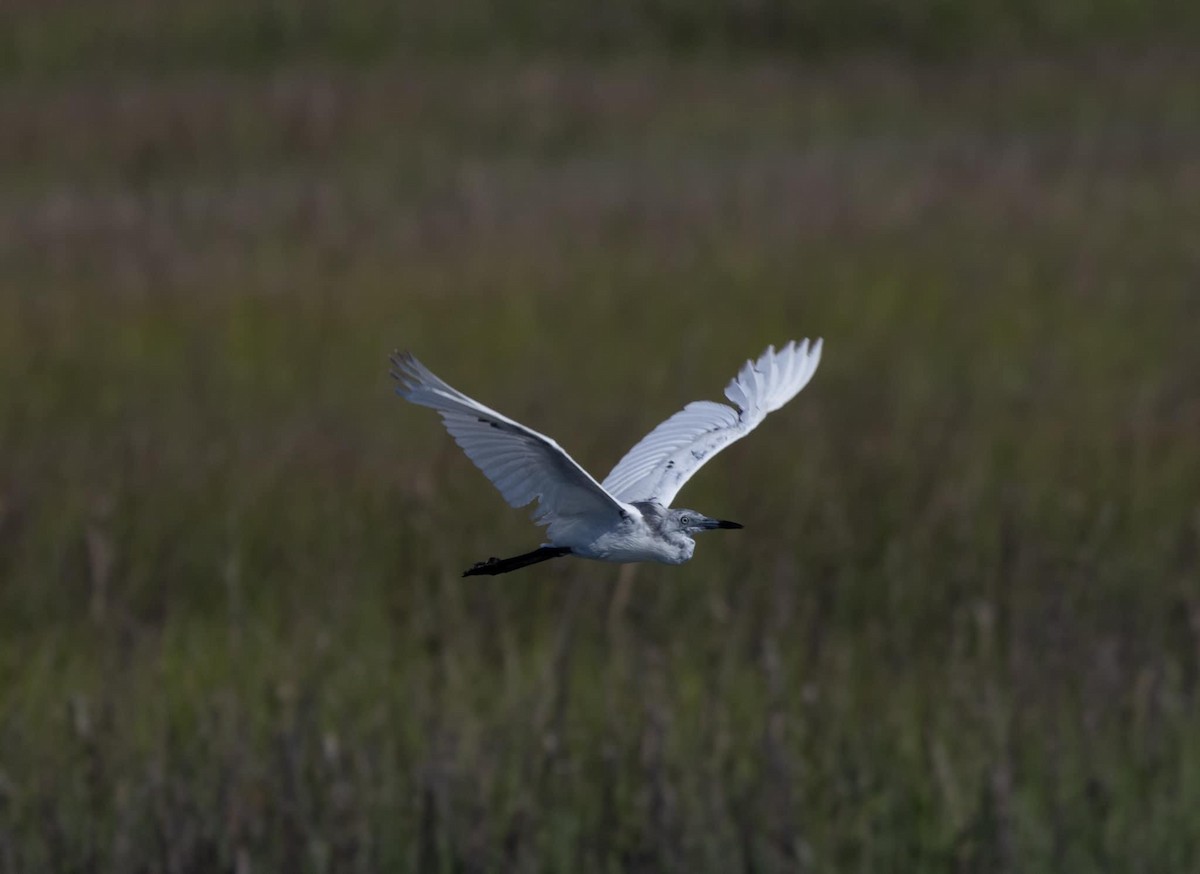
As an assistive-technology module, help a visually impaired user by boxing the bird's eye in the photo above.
[680,515,691,524]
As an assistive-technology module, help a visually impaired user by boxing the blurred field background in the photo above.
[2,1,1200,871]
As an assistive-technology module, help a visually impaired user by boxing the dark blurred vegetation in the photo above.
[3,0,1200,73]
[2,1,1200,872]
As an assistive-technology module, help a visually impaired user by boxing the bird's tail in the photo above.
[463,546,572,577]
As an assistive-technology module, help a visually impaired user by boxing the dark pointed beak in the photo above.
[713,519,743,530]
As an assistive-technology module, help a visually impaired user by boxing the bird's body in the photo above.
[568,502,696,565]
[391,340,822,576]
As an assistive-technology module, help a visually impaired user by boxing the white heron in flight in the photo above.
[391,340,823,576]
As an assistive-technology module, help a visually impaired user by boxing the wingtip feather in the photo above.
[390,349,444,398]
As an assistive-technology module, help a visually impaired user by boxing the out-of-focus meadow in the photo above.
[2,2,1200,871]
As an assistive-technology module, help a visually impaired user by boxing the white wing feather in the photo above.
[602,339,822,506]
[391,352,631,540]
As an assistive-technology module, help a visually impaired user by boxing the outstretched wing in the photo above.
[391,352,632,539]
[602,339,823,506]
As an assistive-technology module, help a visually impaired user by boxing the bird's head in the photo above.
[668,508,743,535]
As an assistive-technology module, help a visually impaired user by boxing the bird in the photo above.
[390,339,823,577]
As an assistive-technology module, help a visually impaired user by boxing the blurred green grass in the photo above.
[4,0,1200,74]
[1,41,1200,874]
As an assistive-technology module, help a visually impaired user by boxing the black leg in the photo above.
[462,546,572,577]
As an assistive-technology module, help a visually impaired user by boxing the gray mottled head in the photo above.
[666,508,743,535]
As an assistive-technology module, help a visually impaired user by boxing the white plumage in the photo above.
[601,339,823,506]
[391,339,823,576]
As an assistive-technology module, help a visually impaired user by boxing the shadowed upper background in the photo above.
[1,2,1199,872]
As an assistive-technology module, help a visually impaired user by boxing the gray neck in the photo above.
[633,501,693,553]
[632,501,668,533]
